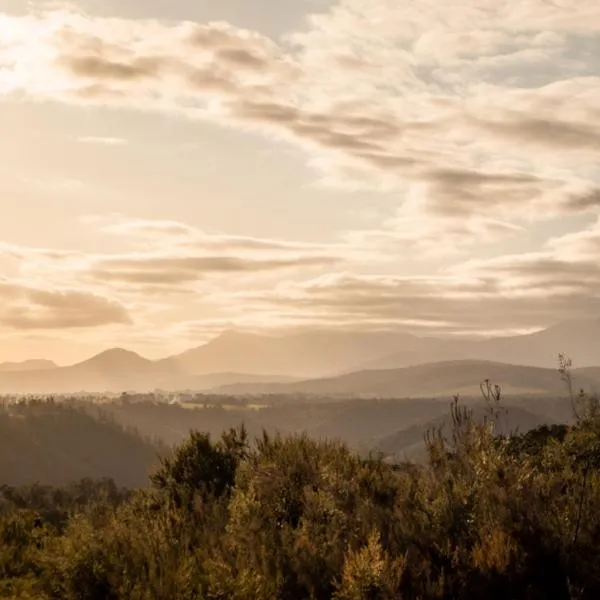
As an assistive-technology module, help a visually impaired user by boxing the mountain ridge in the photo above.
[0,318,598,394]
[0,359,58,372]
[212,359,600,398]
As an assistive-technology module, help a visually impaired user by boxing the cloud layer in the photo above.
[0,2,598,234]
[1,1,599,353]
[229,217,600,335]
[0,279,130,330]
[1,215,600,344]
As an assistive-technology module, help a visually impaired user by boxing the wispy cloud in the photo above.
[1,217,344,297]
[3,215,600,338]
[0,2,598,240]
[0,278,130,330]
[216,215,600,334]
[77,136,127,145]
[1,2,599,347]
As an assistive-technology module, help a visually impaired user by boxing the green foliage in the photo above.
[334,532,405,600]
[150,425,248,507]
[4,375,600,599]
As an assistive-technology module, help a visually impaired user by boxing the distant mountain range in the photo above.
[0,348,297,395]
[0,359,57,372]
[158,329,415,378]
[215,360,600,398]
[0,318,598,394]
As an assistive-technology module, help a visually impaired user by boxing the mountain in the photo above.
[358,345,468,371]
[0,318,598,394]
[0,349,174,395]
[189,372,298,391]
[163,329,418,378]
[364,318,600,371]
[568,367,600,393]
[78,348,153,370]
[0,359,57,372]
[470,318,600,368]
[213,360,600,398]
[0,349,299,395]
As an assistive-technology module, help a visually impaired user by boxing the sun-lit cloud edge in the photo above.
[0,3,598,243]
[1,1,600,358]
[2,215,600,348]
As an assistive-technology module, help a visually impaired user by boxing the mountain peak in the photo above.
[94,347,142,357]
[79,348,151,368]
[216,329,246,340]
[209,329,270,346]
[0,359,58,373]
[543,318,600,334]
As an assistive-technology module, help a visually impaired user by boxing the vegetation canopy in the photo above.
[1,359,600,599]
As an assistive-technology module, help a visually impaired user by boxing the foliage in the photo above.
[0,401,162,488]
[2,364,600,598]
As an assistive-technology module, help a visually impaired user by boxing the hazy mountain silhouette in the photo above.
[162,318,600,383]
[188,372,298,390]
[0,359,57,372]
[0,319,598,394]
[0,347,300,395]
[469,318,600,368]
[357,346,468,371]
[364,318,600,370]
[0,349,173,395]
[80,348,154,371]
[162,329,416,378]
[214,360,600,398]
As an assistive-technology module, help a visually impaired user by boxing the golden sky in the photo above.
[0,0,599,363]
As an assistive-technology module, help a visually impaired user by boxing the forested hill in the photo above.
[1,392,600,598]
[0,400,162,487]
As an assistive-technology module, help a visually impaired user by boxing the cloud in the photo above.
[99,217,198,240]
[1,2,600,348]
[78,136,127,145]
[99,216,334,253]
[547,218,600,259]
[473,116,600,152]
[223,216,600,334]
[86,254,338,287]
[343,214,525,259]
[0,280,131,330]
[0,2,598,238]
[1,217,344,293]
[228,267,596,335]
[2,213,600,339]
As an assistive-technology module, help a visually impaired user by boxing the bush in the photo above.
[2,377,600,599]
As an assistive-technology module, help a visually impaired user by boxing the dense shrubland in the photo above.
[2,371,600,598]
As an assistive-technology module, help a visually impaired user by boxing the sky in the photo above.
[0,0,599,364]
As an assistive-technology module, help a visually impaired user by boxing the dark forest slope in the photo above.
[0,401,161,487]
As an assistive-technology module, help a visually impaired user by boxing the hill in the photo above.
[363,317,600,370]
[214,359,600,397]
[0,350,300,395]
[0,400,161,487]
[371,403,557,462]
[0,349,174,394]
[3,400,600,599]
[188,372,299,391]
[0,318,599,393]
[0,359,57,372]
[162,329,415,378]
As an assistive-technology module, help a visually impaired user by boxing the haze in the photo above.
[0,0,599,368]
